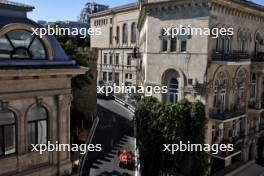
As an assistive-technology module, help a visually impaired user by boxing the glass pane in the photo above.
[4,125,16,155]
[29,37,46,59]
[12,48,31,59]
[6,30,33,48]
[0,128,3,156]
[0,36,12,59]
[27,106,47,121]
[38,120,47,144]
[28,123,36,147]
[0,111,15,126]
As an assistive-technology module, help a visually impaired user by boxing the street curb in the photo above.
[78,117,100,176]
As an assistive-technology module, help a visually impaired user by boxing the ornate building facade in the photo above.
[0,1,86,175]
[138,0,264,174]
[90,3,140,86]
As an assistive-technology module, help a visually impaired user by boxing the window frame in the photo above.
[27,105,49,151]
[0,110,17,157]
[0,29,48,60]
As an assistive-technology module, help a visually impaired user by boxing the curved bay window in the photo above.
[0,111,16,156]
[0,29,47,60]
[122,23,128,44]
[27,106,48,150]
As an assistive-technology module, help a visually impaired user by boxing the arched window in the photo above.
[180,28,187,52]
[122,23,128,44]
[0,110,16,156]
[162,69,181,103]
[131,22,137,44]
[168,78,179,103]
[171,28,177,52]
[116,26,120,44]
[27,105,48,150]
[213,71,228,113]
[0,30,47,60]
[161,29,168,52]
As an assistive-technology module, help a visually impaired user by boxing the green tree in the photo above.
[135,97,209,176]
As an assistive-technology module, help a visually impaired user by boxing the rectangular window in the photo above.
[109,54,113,65]
[108,72,113,82]
[4,125,15,155]
[103,72,107,82]
[27,123,36,149]
[130,74,133,79]
[127,55,132,66]
[125,73,128,79]
[110,18,113,24]
[104,53,107,64]
[171,36,177,52]
[115,54,119,65]
[109,27,113,45]
[181,39,187,52]
[116,27,120,44]
[115,73,119,85]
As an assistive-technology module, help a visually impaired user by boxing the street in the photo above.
[80,98,136,176]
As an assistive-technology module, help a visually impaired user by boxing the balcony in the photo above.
[209,106,246,121]
[212,50,250,62]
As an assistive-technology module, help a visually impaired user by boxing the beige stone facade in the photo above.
[0,1,87,175]
[137,0,264,173]
[90,3,140,86]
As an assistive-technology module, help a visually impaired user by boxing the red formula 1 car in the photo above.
[118,150,134,168]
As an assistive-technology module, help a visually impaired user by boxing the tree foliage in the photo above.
[135,97,209,176]
[50,23,93,89]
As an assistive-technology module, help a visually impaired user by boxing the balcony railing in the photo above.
[212,50,250,62]
[209,106,246,121]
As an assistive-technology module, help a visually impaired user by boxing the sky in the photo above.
[13,0,264,22]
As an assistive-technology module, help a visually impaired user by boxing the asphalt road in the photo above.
[80,98,136,176]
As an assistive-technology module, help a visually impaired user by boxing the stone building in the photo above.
[138,0,264,174]
[0,1,86,175]
[90,3,140,86]
[78,2,109,25]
